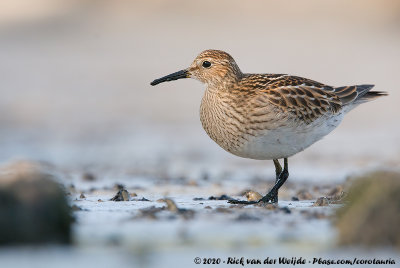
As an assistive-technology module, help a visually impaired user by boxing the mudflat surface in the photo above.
[1,163,399,268]
[0,1,399,267]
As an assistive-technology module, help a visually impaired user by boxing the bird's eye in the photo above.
[202,61,212,68]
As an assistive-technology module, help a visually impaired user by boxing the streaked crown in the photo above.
[188,50,243,87]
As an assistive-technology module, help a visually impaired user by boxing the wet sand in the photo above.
[0,1,399,267]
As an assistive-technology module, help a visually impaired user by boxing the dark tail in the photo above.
[334,84,388,105]
[358,90,388,102]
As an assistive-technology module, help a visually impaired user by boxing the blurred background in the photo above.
[0,1,399,267]
[0,0,399,180]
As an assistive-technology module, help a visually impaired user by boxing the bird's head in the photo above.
[150,49,242,87]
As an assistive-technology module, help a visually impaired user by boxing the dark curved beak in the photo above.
[150,69,189,86]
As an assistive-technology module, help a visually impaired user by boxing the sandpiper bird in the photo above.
[150,49,387,204]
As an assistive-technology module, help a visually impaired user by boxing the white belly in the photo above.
[232,113,344,160]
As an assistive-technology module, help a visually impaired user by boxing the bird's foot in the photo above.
[257,190,278,204]
[228,190,278,205]
[227,199,258,205]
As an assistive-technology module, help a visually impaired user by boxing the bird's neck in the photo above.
[206,73,243,93]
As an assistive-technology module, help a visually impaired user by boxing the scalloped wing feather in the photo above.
[259,75,342,124]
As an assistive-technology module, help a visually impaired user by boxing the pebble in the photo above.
[245,190,262,201]
[313,197,329,206]
[208,194,232,200]
[110,189,130,201]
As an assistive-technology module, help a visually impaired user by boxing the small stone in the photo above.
[244,190,262,202]
[208,194,232,200]
[204,206,212,209]
[313,197,329,206]
[79,193,86,199]
[160,198,179,212]
[110,189,130,201]
[291,196,299,201]
[98,199,103,202]
[279,206,291,214]
[130,192,137,197]
[193,197,204,201]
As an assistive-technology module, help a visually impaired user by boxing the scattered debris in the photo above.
[244,190,262,202]
[279,206,291,214]
[208,194,233,200]
[110,189,130,201]
[313,197,329,206]
[137,197,150,201]
[135,198,195,220]
[158,198,178,212]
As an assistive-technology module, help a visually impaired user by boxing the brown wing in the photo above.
[260,75,342,124]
